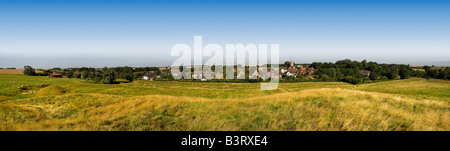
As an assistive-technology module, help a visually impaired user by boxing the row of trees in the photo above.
[415,66,449,79]
[309,59,449,84]
[23,66,165,84]
[23,60,449,84]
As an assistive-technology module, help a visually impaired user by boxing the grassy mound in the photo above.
[0,74,448,131]
[0,104,44,130]
[3,88,449,131]
[36,85,66,96]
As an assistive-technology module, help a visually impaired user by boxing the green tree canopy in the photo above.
[102,68,116,84]
[23,66,36,76]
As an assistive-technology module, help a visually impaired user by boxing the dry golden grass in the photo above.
[0,74,448,131]
[36,85,66,96]
[0,96,13,102]
[0,69,24,75]
[0,69,44,75]
[2,88,448,131]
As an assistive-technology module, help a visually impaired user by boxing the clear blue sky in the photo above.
[0,0,449,68]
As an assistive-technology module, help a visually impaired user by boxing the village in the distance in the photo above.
[1,59,448,85]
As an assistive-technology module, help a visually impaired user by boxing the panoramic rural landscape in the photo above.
[0,60,448,131]
[1,0,449,135]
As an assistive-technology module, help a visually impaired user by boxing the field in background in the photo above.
[0,69,24,75]
[0,74,448,131]
[0,69,44,75]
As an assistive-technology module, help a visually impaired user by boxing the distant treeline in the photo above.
[309,59,449,84]
[23,66,168,84]
[21,59,449,84]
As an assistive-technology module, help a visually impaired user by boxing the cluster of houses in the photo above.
[46,59,370,81]
[281,59,317,77]
[152,66,282,81]
[143,72,161,81]
[42,59,377,82]
[142,60,318,81]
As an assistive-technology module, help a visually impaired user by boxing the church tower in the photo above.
[290,59,294,67]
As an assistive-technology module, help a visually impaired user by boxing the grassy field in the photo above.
[0,74,448,131]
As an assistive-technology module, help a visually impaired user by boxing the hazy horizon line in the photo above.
[3,59,449,69]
